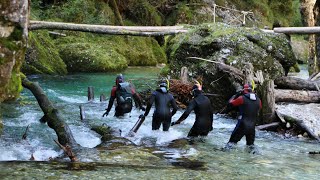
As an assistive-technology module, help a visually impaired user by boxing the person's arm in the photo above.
[143,93,156,117]
[103,87,116,117]
[170,94,178,117]
[172,99,196,125]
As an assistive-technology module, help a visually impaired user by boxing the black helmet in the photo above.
[159,79,168,89]
[191,84,201,97]
[116,74,124,85]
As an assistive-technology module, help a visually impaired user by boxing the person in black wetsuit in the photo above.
[171,83,213,137]
[102,74,145,117]
[224,83,262,151]
[140,80,178,131]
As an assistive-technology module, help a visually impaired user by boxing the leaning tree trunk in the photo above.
[22,78,77,147]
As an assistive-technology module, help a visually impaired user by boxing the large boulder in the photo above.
[22,31,67,75]
[0,0,29,102]
[166,23,297,111]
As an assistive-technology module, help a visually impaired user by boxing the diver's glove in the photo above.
[102,110,109,117]
[139,114,145,120]
[171,121,180,126]
[140,106,146,111]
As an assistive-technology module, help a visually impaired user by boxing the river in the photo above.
[0,67,319,179]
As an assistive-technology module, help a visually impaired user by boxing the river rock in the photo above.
[277,103,320,139]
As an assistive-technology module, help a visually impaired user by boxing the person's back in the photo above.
[103,74,145,118]
[240,92,261,127]
[171,83,213,137]
[115,81,133,114]
[191,93,213,135]
[143,80,178,131]
[225,83,262,149]
[153,88,174,119]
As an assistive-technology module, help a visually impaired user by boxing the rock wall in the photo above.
[0,0,29,102]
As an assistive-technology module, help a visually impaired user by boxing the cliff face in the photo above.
[0,0,29,102]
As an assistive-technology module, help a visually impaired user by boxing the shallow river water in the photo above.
[0,67,319,179]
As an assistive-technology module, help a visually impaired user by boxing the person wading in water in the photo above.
[171,82,214,139]
[140,79,178,131]
[223,83,262,153]
[103,74,145,118]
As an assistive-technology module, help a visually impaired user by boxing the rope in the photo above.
[212,3,254,26]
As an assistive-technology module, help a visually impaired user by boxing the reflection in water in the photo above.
[0,67,320,179]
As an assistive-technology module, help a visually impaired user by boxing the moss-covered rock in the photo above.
[22,31,67,75]
[166,23,297,111]
[55,35,166,72]
[0,0,28,102]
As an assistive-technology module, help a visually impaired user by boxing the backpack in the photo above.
[116,82,133,113]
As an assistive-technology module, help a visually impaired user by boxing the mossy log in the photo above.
[29,21,188,36]
[275,89,320,103]
[275,76,320,91]
[22,78,77,147]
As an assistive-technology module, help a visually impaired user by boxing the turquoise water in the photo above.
[0,67,319,179]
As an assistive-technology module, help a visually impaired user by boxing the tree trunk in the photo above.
[275,76,320,91]
[109,0,124,26]
[275,89,320,103]
[258,80,276,124]
[300,0,317,75]
[29,21,187,36]
[22,78,77,147]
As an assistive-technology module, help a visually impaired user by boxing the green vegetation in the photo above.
[22,31,67,75]
[28,0,168,74]
[223,0,302,28]
[25,0,303,75]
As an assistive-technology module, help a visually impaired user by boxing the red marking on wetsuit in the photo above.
[230,96,244,106]
[110,86,117,97]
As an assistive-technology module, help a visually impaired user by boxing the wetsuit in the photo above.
[144,87,178,131]
[105,83,144,117]
[228,92,262,145]
[175,91,213,137]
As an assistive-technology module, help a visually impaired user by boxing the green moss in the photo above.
[3,72,23,101]
[22,31,67,75]
[126,0,163,26]
[54,34,166,72]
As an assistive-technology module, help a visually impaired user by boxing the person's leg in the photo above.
[187,127,199,137]
[152,115,161,130]
[228,122,244,144]
[115,106,125,117]
[162,117,171,131]
[245,128,255,146]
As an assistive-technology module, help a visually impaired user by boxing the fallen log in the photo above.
[29,21,188,36]
[22,78,77,147]
[275,76,320,91]
[274,26,320,34]
[275,89,320,103]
